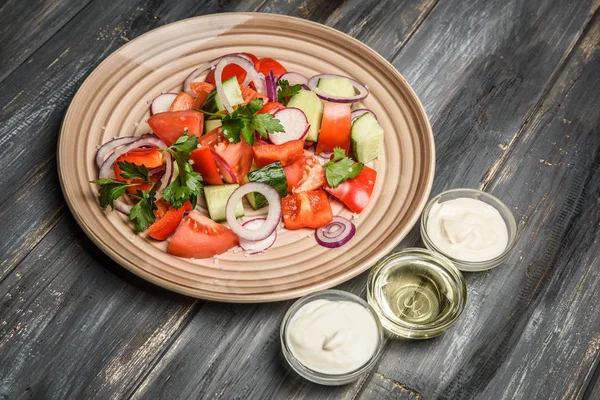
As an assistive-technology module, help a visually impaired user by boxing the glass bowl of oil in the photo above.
[367,248,467,339]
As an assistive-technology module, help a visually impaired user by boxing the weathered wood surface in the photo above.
[1,0,599,399]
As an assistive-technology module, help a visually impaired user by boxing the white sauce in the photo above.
[286,299,379,375]
[426,197,508,262]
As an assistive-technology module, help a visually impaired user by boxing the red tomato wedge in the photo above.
[316,103,352,154]
[168,212,239,258]
[243,53,261,70]
[283,158,304,192]
[169,92,195,112]
[148,110,204,146]
[154,199,169,219]
[325,165,377,213]
[190,147,223,185]
[258,58,287,77]
[198,127,253,184]
[253,140,304,168]
[241,85,269,105]
[281,190,333,230]
[293,151,326,193]
[257,101,284,114]
[148,205,185,241]
[205,53,261,84]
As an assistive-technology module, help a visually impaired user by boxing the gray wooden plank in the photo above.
[0,215,197,399]
[362,10,600,400]
[129,0,600,398]
[259,0,438,59]
[0,0,266,281]
[0,0,93,84]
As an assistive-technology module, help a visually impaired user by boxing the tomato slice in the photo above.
[148,206,185,240]
[258,58,288,78]
[198,127,253,184]
[281,190,333,229]
[283,158,304,192]
[169,92,195,112]
[190,147,223,185]
[148,110,204,146]
[324,165,377,213]
[257,101,284,114]
[293,151,326,193]
[253,140,304,167]
[241,85,269,105]
[316,103,352,154]
[168,212,239,258]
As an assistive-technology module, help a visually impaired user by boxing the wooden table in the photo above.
[1,0,599,398]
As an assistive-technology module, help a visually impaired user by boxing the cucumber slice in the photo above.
[204,119,222,133]
[245,162,288,210]
[201,76,244,113]
[204,184,244,222]
[287,90,323,142]
[351,113,384,163]
[317,77,355,98]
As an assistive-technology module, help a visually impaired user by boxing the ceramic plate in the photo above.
[58,13,434,302]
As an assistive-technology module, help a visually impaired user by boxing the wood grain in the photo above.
[0,0,93,83]
[1,0,599,398]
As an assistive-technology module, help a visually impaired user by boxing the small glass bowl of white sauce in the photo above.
[420,188,518,271]
[280,290,385,385]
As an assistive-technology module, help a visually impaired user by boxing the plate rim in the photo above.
[57,12,435,303]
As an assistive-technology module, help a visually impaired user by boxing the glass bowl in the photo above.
[420,188,518,271]
[280,290,384,385]
[367,248,467,339]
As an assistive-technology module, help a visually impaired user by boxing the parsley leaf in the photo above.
[161,132,203,208]
[277,80,302,105]
[90,178,131,209]
[324,147,364,188]
[117,161,150,181]
[129,187,157,232]
[220,99,284,145]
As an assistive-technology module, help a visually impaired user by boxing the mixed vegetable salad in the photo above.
[92,53,385,259]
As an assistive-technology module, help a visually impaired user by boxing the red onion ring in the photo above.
[315,216,356,248]
[351,108,378,122]
[214,56,265,113]
[307,74,368,103]
[278,72,309,87]
[226,183,281,241]
[150,93,178,115]
[182,53,255,96]
[95,136,139,169]
[239,218,277,254]
[96,134,168,214]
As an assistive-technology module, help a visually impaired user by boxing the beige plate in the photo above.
[58,13,434,303]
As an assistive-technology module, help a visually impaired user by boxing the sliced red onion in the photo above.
[239,218,277,254]
[215,55,265,113]
[95,136,139,169]
[226,183,281,241]
[266,70,278,103]
[212,152,236,184]
[268,107,310,145]
[278,72,309,87]
[148,165,165,176]
[307,74,368,103]
[255,137,270,146]
[97,134,168,214]
[183,53,256,96]
[351,108,377,122]
[150,93,178,115]
[315,216,356,248]
[156,151,173,194]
